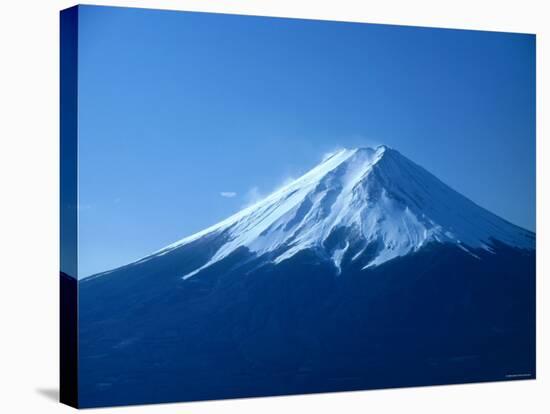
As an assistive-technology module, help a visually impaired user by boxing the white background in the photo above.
[0,0,547,412]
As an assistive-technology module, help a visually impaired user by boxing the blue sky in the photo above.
[76,5,535,277]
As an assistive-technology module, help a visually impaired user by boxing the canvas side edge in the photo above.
[60,5,79,408]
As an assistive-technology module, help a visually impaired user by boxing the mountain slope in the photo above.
[78,146,535,408]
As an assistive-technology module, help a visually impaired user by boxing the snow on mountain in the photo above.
[123,146,535,279]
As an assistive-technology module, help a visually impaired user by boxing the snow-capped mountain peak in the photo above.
[124,146,534,279]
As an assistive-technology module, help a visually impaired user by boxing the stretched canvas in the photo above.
[60,5,536,408]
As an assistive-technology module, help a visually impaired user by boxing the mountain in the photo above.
[78,146,535,408]
[88,146,533,281]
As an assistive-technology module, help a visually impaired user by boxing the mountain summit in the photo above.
[108,145,533,280]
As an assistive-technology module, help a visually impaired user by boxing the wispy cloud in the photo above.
[241,175,298,209]
[275,176,296,192]
[242,186,262,207]
[322,147,346,162]
[220,191,237,198]
[342,134,383,150]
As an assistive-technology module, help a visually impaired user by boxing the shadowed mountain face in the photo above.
[78,147,535,408]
